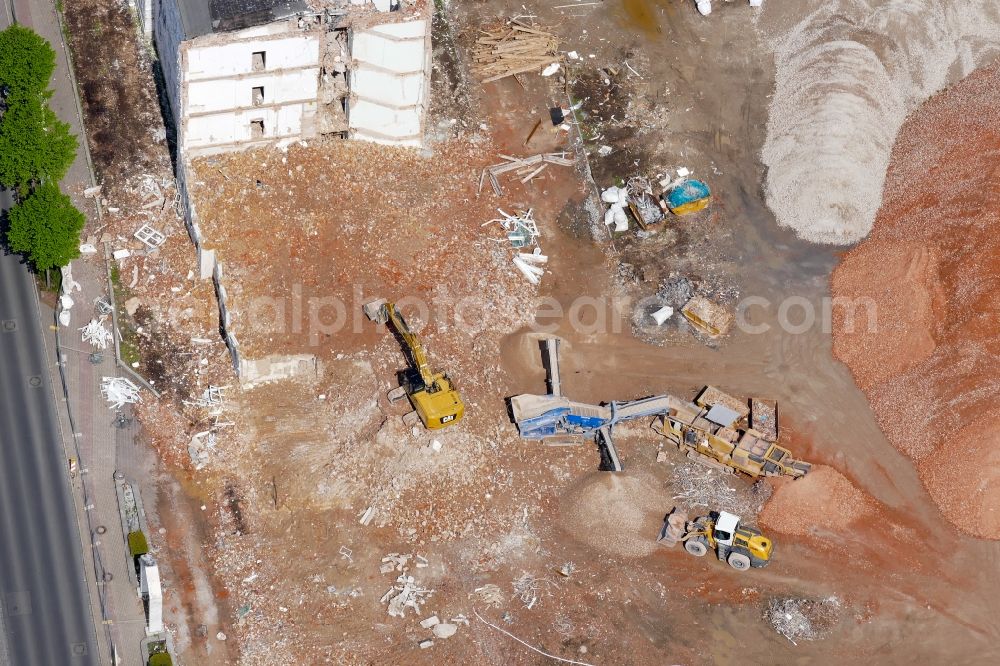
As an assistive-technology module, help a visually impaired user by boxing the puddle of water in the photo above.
[622,0,662,33]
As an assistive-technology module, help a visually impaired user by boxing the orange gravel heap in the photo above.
[831,62,1000,538]
[759,465,875,537]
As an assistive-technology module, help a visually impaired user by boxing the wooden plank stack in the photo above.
[479,152,575,196]
[472,21,560,84]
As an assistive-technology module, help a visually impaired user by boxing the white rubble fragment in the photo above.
[513,256,543,284]
[101,377,142,409]
[80,317,113,349]
[420,615,440,628]
[517,252,548,265]
[188,430,216,470]
[79,243,97,254]
[112,249,131,260]
[567,51,579,60]
[651,305,674,326]
[419,639,434,649]
[697,0,712,16]
[541,62,560,76]
[432,623,458,639]
[597,145,613,157]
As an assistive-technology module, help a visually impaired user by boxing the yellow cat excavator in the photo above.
[363,299,464,429]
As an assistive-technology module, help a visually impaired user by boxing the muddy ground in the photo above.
[57,0,1000,664]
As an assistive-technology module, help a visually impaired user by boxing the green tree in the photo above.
[0,96,77,187]
[6,182,85,270]
[0,25,56,97]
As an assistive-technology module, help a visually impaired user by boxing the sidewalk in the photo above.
[14,0,153,663]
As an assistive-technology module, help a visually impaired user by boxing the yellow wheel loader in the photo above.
[363,299,464,430]
[657,507,773,571]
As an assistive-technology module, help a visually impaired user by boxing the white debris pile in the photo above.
[479,153,574,196]
[470,584,505,608]
[379,552,433,618]
[188,430,217,470]
[512,572,558,610]
[601,185,629,232]
[671,461,767,517]
[512,250,547,286]
[101,376,142,409]
[80,316,113,349]
[378,552,428,574]
[381,573,434,618]
[765,596,842,644]
[488,208,540,248]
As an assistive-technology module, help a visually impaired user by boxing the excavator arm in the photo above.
[382,302,436,390]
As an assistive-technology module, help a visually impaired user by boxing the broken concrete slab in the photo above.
[432,623,457,639]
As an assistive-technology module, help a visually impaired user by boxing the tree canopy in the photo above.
[6,182,85,270]
[0,96,77,186]
[0,25,56,98]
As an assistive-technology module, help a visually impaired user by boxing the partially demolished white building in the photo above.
[153,0,432,155]
[149,0,433,373]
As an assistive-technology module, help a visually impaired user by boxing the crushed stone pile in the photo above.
[759,0,1000,243]
[830,61,1000,538]
[758,465,873,537]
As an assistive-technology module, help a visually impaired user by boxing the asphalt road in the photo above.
[0,187,100,664]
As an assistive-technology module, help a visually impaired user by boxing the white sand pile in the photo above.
[759,0,1000,244]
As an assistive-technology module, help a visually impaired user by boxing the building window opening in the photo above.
[250,119,264,139]
[252,86,264,106]
[252,51,266,71]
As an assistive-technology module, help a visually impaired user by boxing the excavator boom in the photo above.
[363,298,464,429]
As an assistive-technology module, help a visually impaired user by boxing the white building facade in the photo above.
[153,0,431,157]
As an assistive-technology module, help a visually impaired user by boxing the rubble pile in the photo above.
[765,596,842,644]
[189,139,540,377]
[669,462,770,519]
[758,465,874,537]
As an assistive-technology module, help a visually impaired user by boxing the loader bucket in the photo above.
[656,507,688,547]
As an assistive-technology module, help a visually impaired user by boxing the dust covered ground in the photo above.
[60,0,1000,664]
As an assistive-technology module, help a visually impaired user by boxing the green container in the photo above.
[148,653,173,666]
[128,530,149,557]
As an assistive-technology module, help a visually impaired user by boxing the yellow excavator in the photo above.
[363,299,464,429]
[657,506,773,571]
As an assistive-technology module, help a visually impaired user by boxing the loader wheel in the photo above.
[684,538,708,557]
[727,552,752,571]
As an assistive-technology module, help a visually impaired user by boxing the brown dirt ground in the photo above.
[59,0,1000,663]
[831,61,1000,538]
